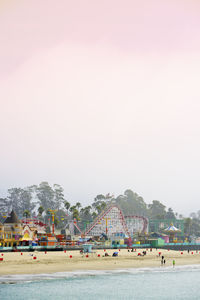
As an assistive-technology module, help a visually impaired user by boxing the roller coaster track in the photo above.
[84,204,131,238]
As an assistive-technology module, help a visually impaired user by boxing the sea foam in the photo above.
[1,264,200,284]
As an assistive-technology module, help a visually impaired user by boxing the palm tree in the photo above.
[72,208,80,221]
[64,201,70,213]
[38,206,44,216]
[69,206,76,213]
[23,210,30,223]
[75,202,81,211]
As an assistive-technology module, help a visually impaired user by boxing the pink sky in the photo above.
[0,0,200,214]
[1,0,200,77]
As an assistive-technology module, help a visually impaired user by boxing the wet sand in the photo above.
[0,248,200,275]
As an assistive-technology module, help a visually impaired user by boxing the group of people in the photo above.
[161,255,175,267]
[161,255,166,265]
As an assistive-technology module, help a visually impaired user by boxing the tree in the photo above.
[0,198,8,214]
[92,212,97,219]
[53,184,65,210]
[75,202,81,211]
[148,200,166,219]
[23,209,30,221]
[96,205,102,214]
[101,202,106,211]
[72,208,80,221]
[79,206,93,226]
[64,201,70,213]
[197,210,200,220]
[36,182,55,211]
[166,208,176,219]
[7,188,24,216]
[7,187,35,217]
[69,206,76,213]
[38,206,44,218]
[92,194,107,213]
[94,194,105,202]
[21,188,35,213]
[190,212,197,219]
[184,218,192,235]
[115,189,147,216]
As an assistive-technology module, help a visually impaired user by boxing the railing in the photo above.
[164,242,200,246]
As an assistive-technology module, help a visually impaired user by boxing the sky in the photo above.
[0,0,200,215]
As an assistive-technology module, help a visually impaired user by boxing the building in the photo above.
[0,222,4,247]
[2,210,23,247]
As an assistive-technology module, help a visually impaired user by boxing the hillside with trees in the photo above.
[0,182,199,237]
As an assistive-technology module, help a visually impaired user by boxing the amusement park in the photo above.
[0,200,198,253]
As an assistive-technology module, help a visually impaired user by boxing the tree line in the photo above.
[0,182,199,236]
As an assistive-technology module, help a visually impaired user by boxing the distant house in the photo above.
[2,210,23,247]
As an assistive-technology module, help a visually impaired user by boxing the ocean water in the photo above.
[1,265,200,300]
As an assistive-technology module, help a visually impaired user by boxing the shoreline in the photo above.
[1,249,200,276]
[2,264,200,284]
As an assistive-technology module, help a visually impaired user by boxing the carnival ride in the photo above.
[79,204,148,238]
[66,204,148,238]
[125,215,148,235]
[85,204,130,237]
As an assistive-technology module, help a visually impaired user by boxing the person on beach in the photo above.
[173,260,175,267]
[161,259,163,265]
[164,259,166,265]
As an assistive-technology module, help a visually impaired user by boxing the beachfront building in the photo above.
[21,218,46,245]
[39,235,57,247]
[0,222,4,247]
[2,210,23,247]
[21,224,38,245]
[22,218,46,234]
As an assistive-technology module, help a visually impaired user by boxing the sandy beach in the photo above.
[0,249,200,275]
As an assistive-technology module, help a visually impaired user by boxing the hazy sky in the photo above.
[1,0,200,215]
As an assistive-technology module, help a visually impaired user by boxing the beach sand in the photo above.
[0,249,200,275]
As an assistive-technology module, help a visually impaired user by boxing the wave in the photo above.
[1,264,200,284]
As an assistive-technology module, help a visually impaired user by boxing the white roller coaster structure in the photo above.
[82,204,148,238]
